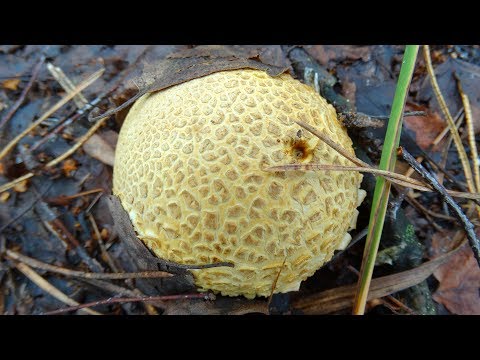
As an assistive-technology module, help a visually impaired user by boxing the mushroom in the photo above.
[113,69,366,299]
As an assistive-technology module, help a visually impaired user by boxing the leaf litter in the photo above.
[1,45,479,315]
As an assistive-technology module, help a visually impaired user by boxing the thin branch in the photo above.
[87,213,119,273]
[42,293,212,315]
[455,75,480,200]
[45,188,104,206]
[266,163,480,200]
[406,194,456,222]
[432,108,464,147]
[0,68,104,162]
[46,62,88,108]
[293,119,368,167]
[0,55,46,130]
[267,256,287,309]
[5,249,173,279]
[13,261,101,315]
[399,146,480,267]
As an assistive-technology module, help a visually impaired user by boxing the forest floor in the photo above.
[0,45,479,315]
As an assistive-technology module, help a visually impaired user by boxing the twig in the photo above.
[46,62,88,108]
[399,146,480,267]
[87,213,119,273]
[4,249,173,280]
[29,98,100,152]
[45,188,104,206]
[455,75,480,198]
[0,68,104,161]
[406,194,456,222]
[12,261,101,315]
[432,108,464,147]
[0,115,109,194]
[266,163,480,200]
[331,227,369,263]
[0,55,46,130]
[85,191,104,214]
[42,293,211,315]
[423,45,476,194]
[45,216,104,273]
[293,119,368,167]
[267,256,287,310]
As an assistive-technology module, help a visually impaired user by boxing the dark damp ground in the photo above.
[0,45,478,315]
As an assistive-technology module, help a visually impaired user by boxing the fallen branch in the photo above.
[399,147,480,268]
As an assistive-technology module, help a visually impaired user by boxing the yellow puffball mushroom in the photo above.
[113,69,366,299]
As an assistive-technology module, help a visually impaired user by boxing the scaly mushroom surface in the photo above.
[113,69,366,298]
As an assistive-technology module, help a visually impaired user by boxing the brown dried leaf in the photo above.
[83,132,116,166]
[431,232,480,315]
[2,78,21,91]
[403,103,446,151]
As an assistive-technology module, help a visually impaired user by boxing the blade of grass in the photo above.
[352,45,419,315]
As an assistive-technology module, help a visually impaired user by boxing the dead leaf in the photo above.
[83,132,116,166]
[62,159,78,177]
[403,103,446,151]
[431,232,480,315]
[2,78,21,91]
[0,163,5,175]
[13,179,28,193]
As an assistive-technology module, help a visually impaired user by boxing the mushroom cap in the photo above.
[113,69,366,299]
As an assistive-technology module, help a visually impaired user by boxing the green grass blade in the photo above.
[352,45,419,315]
